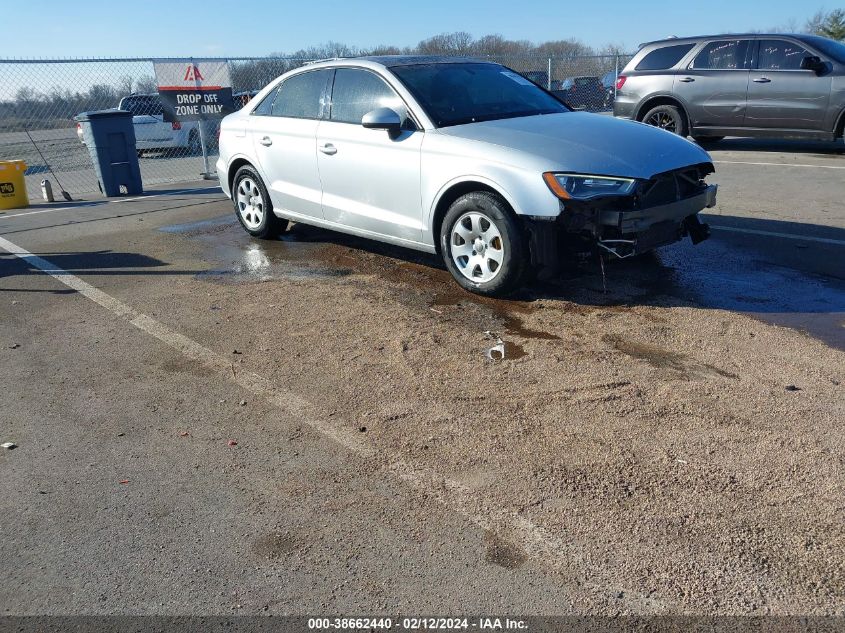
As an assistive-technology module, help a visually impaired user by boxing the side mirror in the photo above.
[362,107,402,135]
[800,55,824,73]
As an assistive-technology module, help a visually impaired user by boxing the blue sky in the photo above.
[4,0,823,58]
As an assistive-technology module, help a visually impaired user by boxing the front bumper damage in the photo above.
[528,163,717,272]
[595,184,716,258]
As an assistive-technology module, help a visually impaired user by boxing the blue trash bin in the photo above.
[74,109,143,197]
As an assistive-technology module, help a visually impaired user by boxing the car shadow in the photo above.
[254,215,844,349]
[698,137,845,155]
[0,249,198,290]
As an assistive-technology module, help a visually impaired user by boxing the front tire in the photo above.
[642,104,689,137]
[440,191,528,297]
[232,166,289,239]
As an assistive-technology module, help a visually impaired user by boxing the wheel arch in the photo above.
[635,94,691,129]
[835,106,845,139]
[227,156,256,195]
[429,178,520,255]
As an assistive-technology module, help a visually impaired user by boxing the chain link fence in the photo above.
[0,53,632,200]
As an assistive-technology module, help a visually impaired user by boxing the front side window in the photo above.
[329,69,410,126]
[758,40,810,70]
[391,62,567,128]
[270,70,331,119]
[635,44,696,71]
[691,40,750,70]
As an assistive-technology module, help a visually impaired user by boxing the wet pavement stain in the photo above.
[252,531,301,560]
[161,214,845,352]
[482,530,527,570]
[602,334,687,372]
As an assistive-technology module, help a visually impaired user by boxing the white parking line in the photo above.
[0,233,661,612]
[0,187,223,220]
[710,225,845,246]
[714,160,845,170]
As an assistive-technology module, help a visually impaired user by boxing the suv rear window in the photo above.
[635,44,695,71]
[121,96,162,116]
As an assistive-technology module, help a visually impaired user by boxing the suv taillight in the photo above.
[171,121,182,130]
[616,75,627,90]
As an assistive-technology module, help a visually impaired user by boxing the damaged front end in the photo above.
[530,164,716,270]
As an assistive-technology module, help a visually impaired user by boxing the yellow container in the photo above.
[0,160,29,211]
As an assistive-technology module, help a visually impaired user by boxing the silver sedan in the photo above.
[217,56,717,296]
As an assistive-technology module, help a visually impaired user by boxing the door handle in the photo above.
[319,143,337,155]
[259,136,272,146]
[753,77,772,83]
[678,77,695,83]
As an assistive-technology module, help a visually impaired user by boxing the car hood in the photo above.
[437,112,712,179]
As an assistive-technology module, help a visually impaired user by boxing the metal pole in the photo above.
[614,54,619,98]
[547,57,552,90]
[198,121,214,180]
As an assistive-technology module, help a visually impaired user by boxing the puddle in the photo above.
[161,216,354,283]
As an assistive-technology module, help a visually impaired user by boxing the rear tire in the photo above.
[642,104,689,137]
[232,165,289,239]
[440,191,529,297]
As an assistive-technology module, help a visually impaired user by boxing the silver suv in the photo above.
[614,34,845,142]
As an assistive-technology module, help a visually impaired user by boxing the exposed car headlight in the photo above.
[543,172,636,200]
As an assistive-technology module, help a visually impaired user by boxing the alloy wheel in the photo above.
[236,177,264,230]
[646,111,678,133]
[449,211,505,283]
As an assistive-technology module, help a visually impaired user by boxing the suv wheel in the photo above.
[440,191,528,297]
[233,166,289,239]
[642,104,688,137]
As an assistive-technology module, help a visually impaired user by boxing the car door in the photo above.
[673,39,752,128]
[746,39,832,131]
[249,69,332,220]
[316,68,424,242]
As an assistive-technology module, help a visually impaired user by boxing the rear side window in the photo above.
[251,87,278,115]
[691,40,750,70]
[329,68,408,125]
[271,70,331,119]
[758,40,809,70]
[635,44,695,71]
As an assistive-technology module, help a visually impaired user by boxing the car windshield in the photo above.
[390,62,568,127]
[802,35,845,64]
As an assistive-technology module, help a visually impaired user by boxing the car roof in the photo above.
[639,33,818,48]
[307,55,497,68]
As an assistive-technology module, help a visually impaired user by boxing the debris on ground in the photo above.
[8,343,20,349]
[227,440,238,446]
[2,442,18,450]
[119,480,129,484]
[239,400,247,406]
[785,385,802,391]
[179,431,190,437]
[485,341,506,361]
